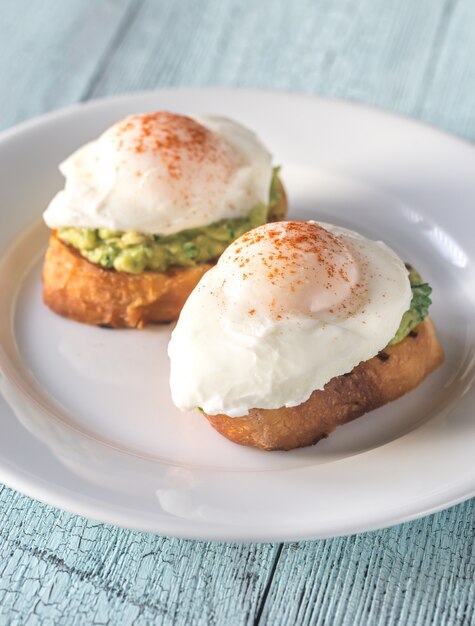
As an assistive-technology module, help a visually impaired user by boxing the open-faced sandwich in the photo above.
[42,112,286,327]
[168,220,444,451]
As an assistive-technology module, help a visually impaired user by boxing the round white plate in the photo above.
[0,89,474,542]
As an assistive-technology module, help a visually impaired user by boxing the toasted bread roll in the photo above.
[43,233,213,328]
[204,318,444,451]
[42,180,287,328]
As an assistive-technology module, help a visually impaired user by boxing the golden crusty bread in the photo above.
[204,318,444,451]
[43,233,214,328]
[42,179,287,328]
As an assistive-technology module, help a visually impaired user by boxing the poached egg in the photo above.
[43,112,273,235]
[168,221,412,417]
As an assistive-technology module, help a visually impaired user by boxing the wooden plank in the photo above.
[90,0,448,121]
[259,499,475,626]
[417,0,475,139]
[0,0,137,131]
[0,485,279,625]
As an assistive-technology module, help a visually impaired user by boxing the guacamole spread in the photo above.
[57,168,281,274]
[389,265,432,346]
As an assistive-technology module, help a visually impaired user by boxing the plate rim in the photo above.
[2,85,475,157]
[1,87,474,541]
[1,454,473,542]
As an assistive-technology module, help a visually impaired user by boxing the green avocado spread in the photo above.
[389,265,432,346]
[57,168,281,275]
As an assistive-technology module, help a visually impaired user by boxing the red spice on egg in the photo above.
[113,112,239,181]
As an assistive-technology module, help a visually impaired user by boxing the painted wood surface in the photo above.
[0,0,474,624]
[261,501,475,626]
[0,487,278,625]
[0,0,136,131]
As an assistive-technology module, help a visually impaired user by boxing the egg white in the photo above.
[43,113,273,235]
[168,222,412,417]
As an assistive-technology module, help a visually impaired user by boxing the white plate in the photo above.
[0,89,474,542]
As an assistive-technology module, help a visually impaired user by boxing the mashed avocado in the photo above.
[58,169,281,274]
[389,265,432,346]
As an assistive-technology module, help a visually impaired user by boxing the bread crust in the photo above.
[204,318,444,451]
[42,179,287,328]
[42,233,213,328]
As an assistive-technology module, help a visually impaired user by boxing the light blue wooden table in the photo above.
[1,1,474,624]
